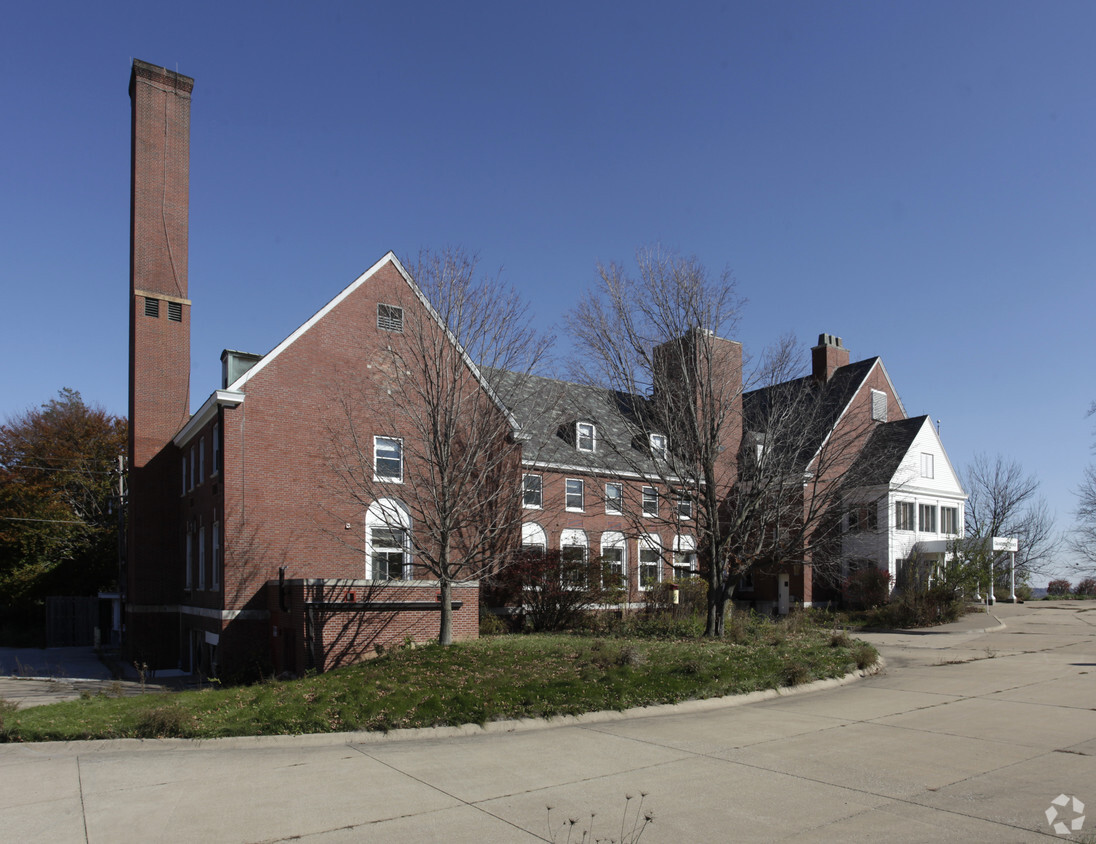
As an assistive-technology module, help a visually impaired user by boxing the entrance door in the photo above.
[778,574,790,615]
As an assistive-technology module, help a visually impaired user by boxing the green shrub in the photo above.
[479,610,508,636]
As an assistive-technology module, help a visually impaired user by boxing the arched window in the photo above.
[673,535,697,579]
[600,531,626,589]
[366,499,411,580]
[521,522,547,553]
[638,533,662,591]
[560,528,589,587]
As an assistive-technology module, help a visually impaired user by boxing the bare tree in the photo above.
[568,248,745,636]
[961,453,1059,588]
[1070,402,1096,574]
[721,341,897,622]
[327,248,551,645]
[568,248,889,636]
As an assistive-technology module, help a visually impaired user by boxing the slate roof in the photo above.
[481,368,658,476]
[742,357,880,470]
[487,355,892,479]
[849,415,930,486]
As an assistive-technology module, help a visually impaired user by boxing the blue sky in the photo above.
[2,1,1093,580]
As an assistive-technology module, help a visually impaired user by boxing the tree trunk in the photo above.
[705,575,724,637]
[438,576,453,646]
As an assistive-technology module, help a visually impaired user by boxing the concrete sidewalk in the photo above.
[0,647,177,708]
[2,601,1094,842]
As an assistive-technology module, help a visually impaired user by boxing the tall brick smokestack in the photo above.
[127,60,193,659]
[129,59,193,467]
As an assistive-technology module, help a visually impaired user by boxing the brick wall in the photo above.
[268,579,479,674]
[126,60,194,663]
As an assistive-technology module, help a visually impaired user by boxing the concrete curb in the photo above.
[8,656,887,754]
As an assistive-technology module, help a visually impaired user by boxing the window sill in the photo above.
[523,504,542,510]
[373,477,404,484]
[565,507,584,513]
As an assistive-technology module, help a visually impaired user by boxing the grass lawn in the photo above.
[0,616,876,742]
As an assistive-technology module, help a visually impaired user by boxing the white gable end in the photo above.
[891,418,965,499]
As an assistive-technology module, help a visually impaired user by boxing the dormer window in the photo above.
[576,422,596,452]
[649,433,668,459]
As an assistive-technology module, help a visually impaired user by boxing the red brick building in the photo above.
[125,60,970,677]
[126,62,485,677]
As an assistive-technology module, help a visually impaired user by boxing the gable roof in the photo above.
[742,357,906,472]
[217,251,520,432]
[848,415,930,486]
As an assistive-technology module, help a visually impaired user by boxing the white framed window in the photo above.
[649,433,668,459]
[521,522,547,553]
[673,535,697,579]
[181,455,187,496]
[377,303,404,332]
[374,436,403,482]
[919,503,937,533]
[600,531,626,590]
[366,498,411,580]
[605,482,623,515]
[677,495,692,520]
[642,486,658,517]
[576,422,596,452]
[199,436,206,483]
[565,478,584,511]
[212,516,221,590]
[871,389,888,422]
[560,528,588,588]
[198,524,206,590]
[895,501,915,531]
[941,506,959,535]
[921,453,935,479]
[638,533,662,590]
[522,474,542,508]
[189,446,196,490]
[212,421,221,477]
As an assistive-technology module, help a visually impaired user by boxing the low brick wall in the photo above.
[268,579,479,674]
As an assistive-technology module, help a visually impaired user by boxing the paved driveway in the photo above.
[1,601,1093,842]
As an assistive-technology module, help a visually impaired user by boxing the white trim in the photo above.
[605,482,623,515]
[174,390,245,447]
[565,478,585,512]
[521,522,547,547]
[373,436,404,483]
[518,458,685,484]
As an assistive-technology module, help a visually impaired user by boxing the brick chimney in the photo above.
[129,59,193,468]
[812,333,849,382]
[126,60,194,658]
